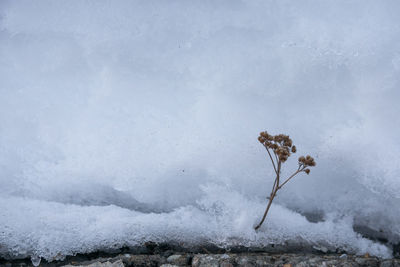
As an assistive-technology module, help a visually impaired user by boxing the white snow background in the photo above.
[1,0,400,262]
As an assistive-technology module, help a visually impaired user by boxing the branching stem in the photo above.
[278,166,305,189]
[273,151,279,167]
[265,147,278,175]
[255,162,304,230]
[255,131,315,231]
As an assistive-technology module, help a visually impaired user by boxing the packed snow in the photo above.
[0,0,400,261]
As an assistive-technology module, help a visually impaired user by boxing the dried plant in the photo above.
[254,131,316,230]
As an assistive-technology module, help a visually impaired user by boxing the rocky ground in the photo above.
[2,252,400,267]
[1,242,399,267]
[61,253,400,267]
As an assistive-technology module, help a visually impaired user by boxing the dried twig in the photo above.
[254,131,316,230]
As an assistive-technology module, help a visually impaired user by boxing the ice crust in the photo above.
[0,185,392,261]
[1,0,400,261]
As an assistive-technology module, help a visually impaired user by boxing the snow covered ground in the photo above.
[0,0,400,261]
[0,185,392,261]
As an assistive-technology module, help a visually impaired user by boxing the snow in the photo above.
[0,0,400,261]
[0,185,392,261]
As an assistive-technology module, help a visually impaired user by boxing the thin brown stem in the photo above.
[278,166,306,189]
[268,177,277,199]
[265,147,278,175]
[277,161,281,182]
[273,151,279,166]
[278,170,299,189]
[255,161,282,230]
[255,185,278,230]
[255,131,316,231]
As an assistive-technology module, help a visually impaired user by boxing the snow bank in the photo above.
[0,185,391,261]
[0,0,399,261]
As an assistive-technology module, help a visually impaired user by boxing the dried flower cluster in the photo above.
[298,155,316,174]
[258,132,295,162]
[254,131,316,230]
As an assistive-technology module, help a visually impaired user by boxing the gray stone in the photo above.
[380,260,394,267]
[192,255,219,267]
[62,259,124,267]
[220,254,230,259]
[313,245,328,253]
[355,257,379,267]
[220,261,234,267]
[167,254,182,262]
[7,251,400,266]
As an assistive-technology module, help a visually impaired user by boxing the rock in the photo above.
[167,254,182,262]
[62,259,124,267]
[355,257,379,267]
[191,255,200,267]
[121,254,164,266]
[313,245,328,253]
[163,250,175,258]
[5,251,400,266]
[191,255,220,267]
[236,256,250,265]
[220,261,234,267]
[380,260,394,267]
[220,254,230,259]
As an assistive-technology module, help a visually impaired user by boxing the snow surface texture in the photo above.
[0,0,400,261]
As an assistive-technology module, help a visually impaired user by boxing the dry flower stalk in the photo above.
[255,131,316,230]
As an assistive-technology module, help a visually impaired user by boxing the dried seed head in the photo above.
[259,131,315,168]
[300,155,316,167]
[282,135,292,147]
[308,160,316,167]
[304,169,310,174]
[260,131,274,141]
